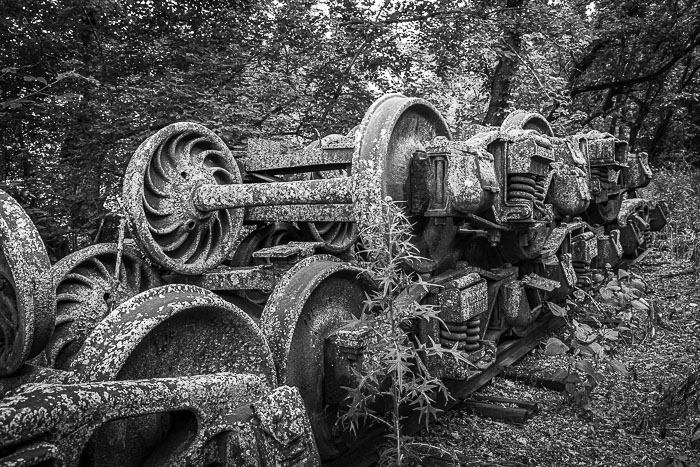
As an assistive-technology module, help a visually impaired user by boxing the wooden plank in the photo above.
[501,371,567,392]
[457,400,533,424]
[470,394,539,412]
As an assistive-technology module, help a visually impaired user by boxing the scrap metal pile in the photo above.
[0,94,668,466]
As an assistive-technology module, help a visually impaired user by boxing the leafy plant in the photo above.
[544,295,631,410]
[640,167,700,267]
[339,197,465,466]
[598,268,657,343]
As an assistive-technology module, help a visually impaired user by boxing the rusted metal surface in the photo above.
[259,257,372,460]
[42,242,163,370]
[252,241,324,261]
[243,136,352,174]
[623,152,652,189]
[500,109,554,136]
[617,198,652,257]
[245,204,355,222]
[649,201,670,232]
[297,136,358,253]
[550,162,591,217]
[0,374,320,466]
[422,137,499,216]
[0,189,52,377]
[194,177,353,211]
[0,94,673,466]
[123,122,244,274]
[351,93,453,272]
[162,265,282,291]
[69,284,277,385]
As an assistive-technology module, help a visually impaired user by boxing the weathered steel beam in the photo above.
[194,177,353,211]
[245,203,355,222]
[242,138,353,174]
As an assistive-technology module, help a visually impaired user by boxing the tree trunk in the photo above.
[648,108,674,163]
[484,0,525,126]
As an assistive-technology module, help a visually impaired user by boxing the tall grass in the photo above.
[640,165,700,266]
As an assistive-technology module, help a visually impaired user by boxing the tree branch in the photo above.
[571,35,700,96]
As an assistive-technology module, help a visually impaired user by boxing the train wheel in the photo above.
[299,134,358,254]
[260,257,372,460]
[43,243,162,370]
[352,94,456,273]
[229,222,302,306]
[123,123,243,274]
[0,190,52,376]
[500,110,554,136]
[70,284,276,466]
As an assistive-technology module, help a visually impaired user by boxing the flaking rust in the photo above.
[0,374,318,466]
[0,190,52,377]
[0,93,671,465]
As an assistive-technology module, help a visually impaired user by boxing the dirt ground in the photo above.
[414,249,700,466]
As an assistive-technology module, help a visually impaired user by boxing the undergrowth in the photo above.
[339,198,466,466]
[640,165,700,266]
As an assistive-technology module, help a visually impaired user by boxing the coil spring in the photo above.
[590,167,608,187]
[440,315,481,351]
[534,175,547,211]
[507,174,536,202]
[507,174,547,214]
[573,260,592,287]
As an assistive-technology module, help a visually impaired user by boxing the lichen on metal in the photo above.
[123,122,244,274]
[69,284,277,386]
[42,242,162,370]
[243,135,352,174]
[245,203,355,223]
[162,264,282,291]
[259,256,372,459]
[0,189,52,377]
[350,93,452,269]
[252,241,324,260]
[501,109,555,136]
[0,373,322,466]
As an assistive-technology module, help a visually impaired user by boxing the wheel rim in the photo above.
[260,257,372,460]
[229,222,303,306]
[70,284,276,466]
[123,123,243,274]
[43,243,162,370]
[352,94,455,272]
[500,110,554,136]
[71,284,275,382]
[0,190,52,376]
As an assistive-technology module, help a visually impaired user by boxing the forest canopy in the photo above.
[1,0,699,258]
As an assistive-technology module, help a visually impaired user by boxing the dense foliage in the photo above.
[1,0,699,257]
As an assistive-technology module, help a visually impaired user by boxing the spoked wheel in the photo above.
[229,222,302,306]
[0,190,52,376]
[260,256,373,460]
[299,134,358,254]
[70,284,276,466]
[586,194,623,226]
[123,123,243,274]
[43,243,162,370]
[353,94,456,273]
